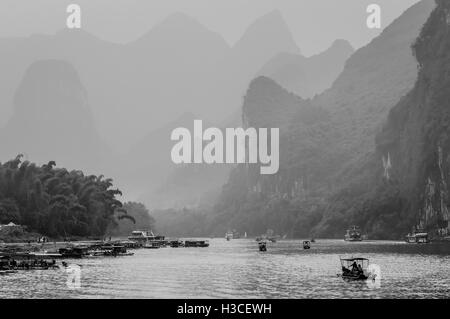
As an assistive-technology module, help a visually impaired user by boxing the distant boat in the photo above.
[184,240,209,248]
[258,241,267,252]
[225,230,240,240]
[101,245,134,256]
[256,229,279,243]
[128,230,166,246]
[344,226,363,242]
[405,232,430,244]
[225,231,233,241]
[303,241,311,249]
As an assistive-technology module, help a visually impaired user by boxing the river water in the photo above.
[0,239,449,299]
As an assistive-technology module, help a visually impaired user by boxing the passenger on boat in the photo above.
[342,266,350,275]
[357,264,363,274]
[351,261,358,272]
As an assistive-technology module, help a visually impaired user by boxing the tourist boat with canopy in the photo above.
[339,257,372,280]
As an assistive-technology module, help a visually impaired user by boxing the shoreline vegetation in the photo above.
[0,155,154,243]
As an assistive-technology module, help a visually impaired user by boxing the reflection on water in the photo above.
[0,239,449,299]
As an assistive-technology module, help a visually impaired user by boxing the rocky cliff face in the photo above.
[374,0,450,237]
[210,0,437,238]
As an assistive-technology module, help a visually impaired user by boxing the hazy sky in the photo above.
[1,0,420,56]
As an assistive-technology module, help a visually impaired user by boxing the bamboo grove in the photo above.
[0,155,133,238]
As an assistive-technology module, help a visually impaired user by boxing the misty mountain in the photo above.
[258,39,354,98]
[0,10,305,207]
[139,164,232,210]
[124,110,234,209]
[0,29,122,141]
[119,112,197,195]
[215,10,302,115]
[0,60,109,173]
[0,11,301,150]
[230,10,300,78]
[0,17,230,147]
[205,0,436,238]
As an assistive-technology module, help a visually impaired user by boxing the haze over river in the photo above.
[1,239,449,299]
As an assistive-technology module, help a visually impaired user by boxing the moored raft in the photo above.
[184,240,209,248]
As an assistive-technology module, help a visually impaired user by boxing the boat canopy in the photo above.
[413,233,429,237]
[341,258,369,261]
[340,257,370,269]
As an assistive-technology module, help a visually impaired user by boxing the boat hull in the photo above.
[344,237,362,242]
[341,273,369,281]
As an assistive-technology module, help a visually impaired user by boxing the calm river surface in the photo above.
[0,239,449,299]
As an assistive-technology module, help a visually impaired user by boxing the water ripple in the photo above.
[0,239,449,298]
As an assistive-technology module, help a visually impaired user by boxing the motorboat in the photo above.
[344,226,363,241]
[405,232,430,244]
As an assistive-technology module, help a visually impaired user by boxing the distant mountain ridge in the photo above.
[0,10,315,207]
[0,59,109,173]
[206,0,437,238]
[0,10,301,149]
[258,39,354,98]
